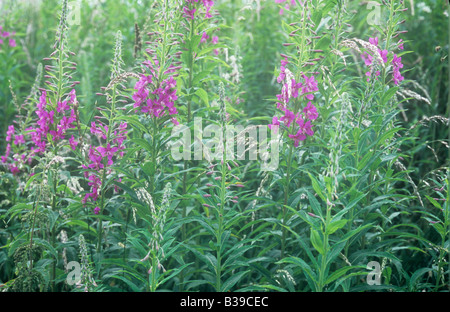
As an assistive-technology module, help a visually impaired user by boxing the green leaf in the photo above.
[195,88,209,106]
[381,86,399,105]
[277,256,318,286]
[425,195,442,210]
[131,138,152,153]
[327,219,347,235]
[221,270,250,292]
[25,172,42,191]
[325,265,364,285]
[310,229,325,255]
[308,173,327,202]
[431,222,446,237]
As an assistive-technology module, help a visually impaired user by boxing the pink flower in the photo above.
[9,165,20,175]
[14,135,25,146]
[288,117,314,147]
[69,89,77,104]
[268,116,280,133]
[280,109,296,128]
[6,125,14,142]
[94,207,101,215]
[57,100,69,113]
[392,54,404,85]
[361,53,373,67]
[369,37,378,47]
[97,143,119,166]
[277,66,286,84]
[183,7,196,20]
[303,102,318,121]
[301,74,318,100]
[379,49,388,63]
[69,135,78,150]
[201,32,209,43]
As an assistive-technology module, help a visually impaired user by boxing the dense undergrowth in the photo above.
[0,0,449,292]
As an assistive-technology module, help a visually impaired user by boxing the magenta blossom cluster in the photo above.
[81,121,127,212]
[361,37,404,85]
[132,60,179,125]
[269,58,319,147]
[30,89,78,154]
[183,0,215,20]
[1,124,33,175]
[1,89,79,175]
[0,26,17,48]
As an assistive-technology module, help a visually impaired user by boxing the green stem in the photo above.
[96,84,117,254]
[317,205,331,292]
[150,255,157,292]
[96,168,107,254]
[49,162,59,291]
[281,144,294,259]
[216,158,227,292]
[180,11,196,291]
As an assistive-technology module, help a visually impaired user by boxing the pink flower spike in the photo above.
[94,207,100,215]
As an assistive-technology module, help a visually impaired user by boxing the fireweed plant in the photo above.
[175,0,231,289]
[182,83,254,291]
[81,30,129,255]
[0,0,449,292]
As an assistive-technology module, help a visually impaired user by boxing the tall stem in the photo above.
[317,204,331,292]
[180,11,196,291]
[281,144,294,259]
[96,85,116,254]
[50,169,58,291]
[216,157,227,291]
